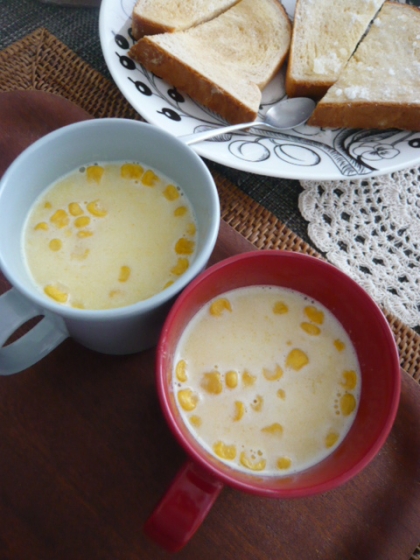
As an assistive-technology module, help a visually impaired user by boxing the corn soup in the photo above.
[172,286,361,476]
[22,162,197,310]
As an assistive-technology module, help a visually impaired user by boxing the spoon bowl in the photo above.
[180,97,316,146]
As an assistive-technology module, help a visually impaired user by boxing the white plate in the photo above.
[99,0,420,180]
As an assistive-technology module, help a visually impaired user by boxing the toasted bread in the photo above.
[286,0,386,99]
[129,0,292,124]
[308,2,420,131]
[131,0,240,40]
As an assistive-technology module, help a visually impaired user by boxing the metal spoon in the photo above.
[180,97,316,146]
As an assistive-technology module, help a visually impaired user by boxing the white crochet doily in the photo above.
[299,168,420,328]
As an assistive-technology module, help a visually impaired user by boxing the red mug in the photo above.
[146,251,401,552]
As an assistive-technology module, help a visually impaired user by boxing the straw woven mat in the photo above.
[1,27,420,378]
[1,30,420,559]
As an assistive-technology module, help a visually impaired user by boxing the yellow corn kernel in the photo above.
[325,432,339,448]
[44,285,68,303]
[201,371,223,395]
[34,222,48,231]
[71,249,90,261]
[86,200,107,217]
[175,238,195,255]
[118,266,131,283]
[240,451,266,472]
[175,359,188,383]
[177,389,198,412]
[86,165,104,183]
[186,223,196,236]
[277,457,292,470]
[261,423,283,437]
[163,184,180,201]
[44,201,52,209]
[341,370,357,390]
[209,298,232,316]
[121,163,144,180]
[225,370,238,389]
[263,364,283,381]
[300,322,321,336]
[340,393,357,416]
[304,305,324,325]
[71,301,85,309]
[190,415,202,428]
[77,230,94,238]
[334,339,346,352]
[242,370,256,386]
[174,206,188,217]
[251,395,264,412]
[164,280,174,289]
[286,348,309,371]
[109,289,121,298]
[74,216,91,228]
[277,389,286,400]
[273,301,288,315]
[68,202,84,216]
[213,441,236,461]
[142,169,159,186]
[50,209,69,229]
[48,238,62,252]
[171,257,189,276]
[233,401,246,421]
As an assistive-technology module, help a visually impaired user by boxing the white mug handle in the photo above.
[0,288,69,375]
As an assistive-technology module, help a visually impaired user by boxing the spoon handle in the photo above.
[180,121,265,145]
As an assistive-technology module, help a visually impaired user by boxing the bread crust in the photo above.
[131,15,174,40]
[308,102,420,131]
[285,76,331,101]
[129,39,260,124]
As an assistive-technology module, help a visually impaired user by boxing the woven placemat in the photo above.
[2,27,420,560]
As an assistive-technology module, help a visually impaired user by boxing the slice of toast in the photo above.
[131,0,240,40]
[307,2,420,131]
[286,0,386,99]
[129,0,292,124]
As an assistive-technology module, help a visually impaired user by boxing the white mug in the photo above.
[0,119,220,375]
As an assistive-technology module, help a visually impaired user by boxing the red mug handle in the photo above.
[144,459,224,552]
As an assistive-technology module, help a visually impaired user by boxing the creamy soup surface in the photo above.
[172,286,361,476]
[23,162,197,310]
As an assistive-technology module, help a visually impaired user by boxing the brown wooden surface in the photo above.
[1,91,420,560]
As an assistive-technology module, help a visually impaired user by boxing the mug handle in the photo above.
[0,288,69,375]
[144,459,224,552]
